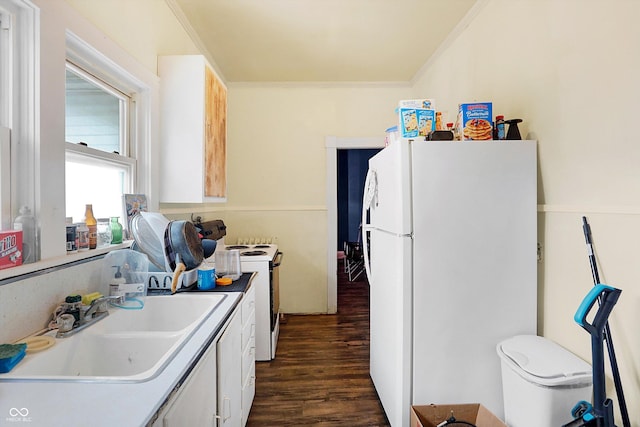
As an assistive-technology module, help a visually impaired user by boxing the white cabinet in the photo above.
[158,55,227,203]
[152,285,256,427]
[217,309,242,427]
[154,343,217,427]
[240,284,256,426]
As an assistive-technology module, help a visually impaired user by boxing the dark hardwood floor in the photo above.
[247,260,390,426]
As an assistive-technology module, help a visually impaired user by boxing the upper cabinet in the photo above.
[159,55,227,203]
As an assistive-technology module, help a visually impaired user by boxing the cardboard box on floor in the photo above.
[411,404,507,427]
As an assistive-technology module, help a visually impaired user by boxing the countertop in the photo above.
[177,272,255,293]
[0,291,242,426]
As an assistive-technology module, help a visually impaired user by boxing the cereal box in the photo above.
[397,99,437,139]
[0,230,23,270]
[399,107,436,138]
[417,109,436,137]
[399,108,419,138]
[398,99,435,110]
[458,102,493,140]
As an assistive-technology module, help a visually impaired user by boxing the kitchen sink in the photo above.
[90,293,226,333]
[0,293,227,382]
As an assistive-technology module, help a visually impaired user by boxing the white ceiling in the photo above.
[168,0,478,83]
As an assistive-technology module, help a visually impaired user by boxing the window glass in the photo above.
[65,65,127,154]
[65,62,134,223]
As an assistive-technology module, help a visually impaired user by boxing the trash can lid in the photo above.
[497,335,592,387]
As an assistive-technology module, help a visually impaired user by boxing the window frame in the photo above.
[64,59,138,221]
[0,0,37,239]
[0,1,158,280]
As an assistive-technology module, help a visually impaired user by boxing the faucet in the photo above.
[83,295,125,320]
[55,295,125,338]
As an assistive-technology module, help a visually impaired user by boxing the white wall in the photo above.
[224,84,412,312]
[411,0,640,422]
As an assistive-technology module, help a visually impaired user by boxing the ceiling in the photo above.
[168,0,478,83]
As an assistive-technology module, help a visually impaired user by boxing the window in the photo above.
[64,61,136,223]
[0,0,37,241]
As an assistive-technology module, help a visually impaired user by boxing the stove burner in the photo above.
[254,245,271,248]
[242,250,268,256]
[227,245,249,250]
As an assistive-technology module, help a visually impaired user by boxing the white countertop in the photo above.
[0,292,242,426]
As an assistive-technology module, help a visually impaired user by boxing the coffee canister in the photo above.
[66,225,77,253]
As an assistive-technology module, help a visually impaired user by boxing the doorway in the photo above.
[325,136,385,313]
[337,148,380,250]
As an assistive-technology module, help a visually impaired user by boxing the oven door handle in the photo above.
[272,251,284,267]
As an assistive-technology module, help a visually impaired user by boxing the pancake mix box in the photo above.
[458,102,493,140]
[0,230,23,270]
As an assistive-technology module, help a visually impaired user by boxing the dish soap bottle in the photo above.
[108,265,126,298]
[84,204,97,249]
[13,206,36,263]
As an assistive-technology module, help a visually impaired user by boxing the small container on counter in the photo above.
[97,218,112,247]
[66,224,77,253]
[84,204,97,250]
[76,222,89,251]
[110,217,123,244]
[495,115,506,140]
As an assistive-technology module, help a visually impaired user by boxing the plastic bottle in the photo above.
[13,206,36,263]
[109,265,126,297]
[435,112,443,131]
[110,217,123,244]
[495,115,506,140]
[84,204,97,249]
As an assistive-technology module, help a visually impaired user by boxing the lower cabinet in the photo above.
[152,287,256,427]
[217,309,242,427]
[240,284,256,426]
[155,342,218,426]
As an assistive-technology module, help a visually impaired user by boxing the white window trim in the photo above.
[0,10,158,281]
[0,0,37,252]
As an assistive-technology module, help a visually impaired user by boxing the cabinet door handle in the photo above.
[223,397,231,421]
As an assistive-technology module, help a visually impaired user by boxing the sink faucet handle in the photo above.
[56,313,76,332]
[85,295,125,318]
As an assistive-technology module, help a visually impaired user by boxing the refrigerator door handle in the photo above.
[362,168,376,283]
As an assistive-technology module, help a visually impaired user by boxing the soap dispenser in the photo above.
[109,265,126,297]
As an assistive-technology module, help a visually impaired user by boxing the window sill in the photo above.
[0,241,133,283]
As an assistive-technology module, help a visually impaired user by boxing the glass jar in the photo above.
[97,218,112,247]
[110,217,123,244]
[77,222,90,251]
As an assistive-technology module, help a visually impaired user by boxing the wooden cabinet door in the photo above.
[205,65,227,198]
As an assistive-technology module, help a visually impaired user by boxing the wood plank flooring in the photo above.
[247,261,390,426]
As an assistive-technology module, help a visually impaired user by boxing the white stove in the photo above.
[221,243,282,361]
[222,244,279,263]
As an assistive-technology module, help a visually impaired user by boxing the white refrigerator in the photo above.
[362,139,537,427]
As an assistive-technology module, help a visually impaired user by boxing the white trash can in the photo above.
[497,335,592,427]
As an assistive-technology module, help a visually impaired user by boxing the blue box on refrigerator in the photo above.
[458,102,493,140]
[399,108,419,138]
[417,109,436,137]
[399,108,435,138]
[397,99,436,139]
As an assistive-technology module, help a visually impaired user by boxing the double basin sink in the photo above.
[1,294,226,382]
